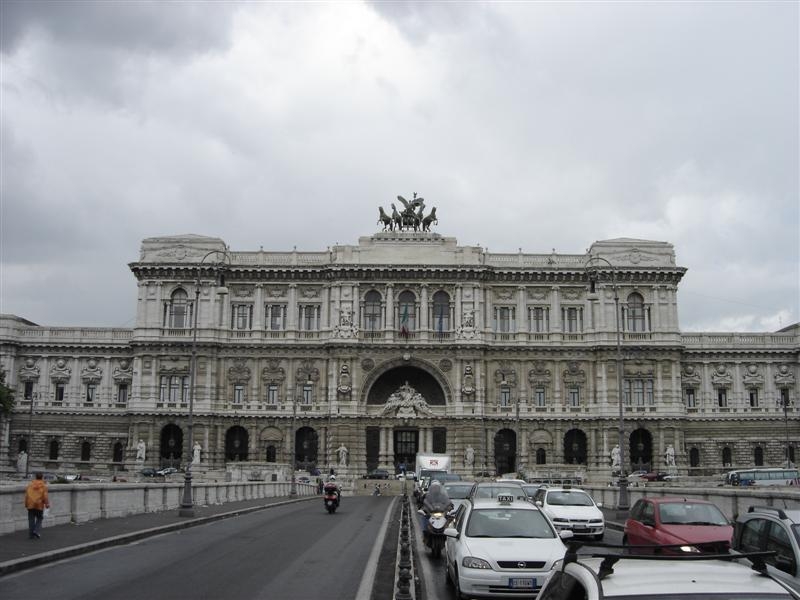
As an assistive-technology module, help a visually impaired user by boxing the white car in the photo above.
[533,486,605,541]
[536,552,800,599]
[444,493,572,598]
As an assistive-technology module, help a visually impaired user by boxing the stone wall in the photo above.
[0,480,316,534]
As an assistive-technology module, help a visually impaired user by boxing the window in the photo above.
[267,384,279,405]
[113,442,124,463]
[432,428,447,453]
[364,290,382,331]
[299,304,320,331]
[233,384,245,405]
[536,448,547,465]
[689,447,700,468]
[231,304,253,330]
[85,383,96,403]
[685,388,696,408]
[530,307,549,333]
[754,446,764,466]
[494,306,515,333]
[160,375,189,404]
[717,388,728,408]
[49,440,59,460]
[722,447,732,467]
[398,291,416,334]
[534,387,546,407]
[626,292,646,332]
[24,381,33,400]
[80,441,91,461]
[780,388,790,407]
[568,387,580,408]
[117,383,128,405]
[625,379,654,406]
[432,291,450,333]
[266,445,277,462]
[302,384,313,404]
[267,304,286,331]
[166,289,190,328]
[749,389,759,408]
[499,386,511,407]
[564,307,581,333]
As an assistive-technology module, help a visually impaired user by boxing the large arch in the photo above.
[362,358,451,406]
[629,428,652,471]
[563,429,587,465]
[493,428,517,475]
[295,426,319,472]
[160,424,183,462]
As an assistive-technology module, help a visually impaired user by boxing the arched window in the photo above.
[432,291,450,334]
[722,447,732,467]
[80,441,91,462]
[536,448,547,465]
[160,424,183,460]
[493,429,517,474]
[398,290,416,335]
[166,288,190,329]
[689,447,700,468]
[113,441,124,463]
[226,426,249,461]
[18,439,27,454]
[49,440,59,460]
[265,445,277,462]
[754,446,764,466]
[295,427,318,471]
[626,293,646,332]
[563,429,587,465]
[364,290,382,331]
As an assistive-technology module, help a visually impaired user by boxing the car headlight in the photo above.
[462,556,492,569]
[679,545,701,553]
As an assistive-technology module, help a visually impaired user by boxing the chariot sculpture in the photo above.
[378,193,438,232]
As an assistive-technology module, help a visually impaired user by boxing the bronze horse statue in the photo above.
[378,206,393,231]
[422,207,437,232]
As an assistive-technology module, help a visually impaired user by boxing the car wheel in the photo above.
[453,566,468,600]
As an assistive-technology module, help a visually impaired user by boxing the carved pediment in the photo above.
[528,361,552,386]
[775,365,796,388]
[494,362,517,387]
[563,361,586,386]
[681,364,701,387]
[228,359,252,384]
[711,364,733,387]
[113,359,133,384]
[49,358,72,384]
[381,382,434,417]
[81,358,103,384]
[742,364,764,388]
[261,359,286,383]
[296,359,320,384]
[19,358,41,383]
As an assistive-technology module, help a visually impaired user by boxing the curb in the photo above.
[0,496,316,577]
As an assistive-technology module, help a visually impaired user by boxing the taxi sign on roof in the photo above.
[497,494,514,503]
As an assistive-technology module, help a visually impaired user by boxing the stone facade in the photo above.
[1,231,797,479]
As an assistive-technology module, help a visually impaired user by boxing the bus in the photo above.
[722,468,800,487]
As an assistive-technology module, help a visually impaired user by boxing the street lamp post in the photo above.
[585,255,629,511]
[781,391,793,467]
[289,397,297,498]
[25,392,36,478]
[179,249,230,518]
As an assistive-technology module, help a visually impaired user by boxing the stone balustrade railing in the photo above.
[0,480,316,535]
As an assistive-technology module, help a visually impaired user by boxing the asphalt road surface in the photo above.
[0,496,395,600]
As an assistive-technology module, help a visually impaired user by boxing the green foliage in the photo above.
[0,370,14,416]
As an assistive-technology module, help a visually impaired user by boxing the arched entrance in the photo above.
[494,429,517,475]
[366,365,446,406]
[295,426,318,471]
[629,428,652,471]
[226,426,249,461]
[160,424,183,465]
[563,429,587,465]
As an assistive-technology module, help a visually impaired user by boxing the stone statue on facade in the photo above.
[611,445,621,471]
[464,445,475,469]
[381,382,434,417]
[16,450,27,473]
[337,444,349,467]
[193,442,202,465]
[136,439,146,462]
[378,193,437,233]
[664,444,676,469]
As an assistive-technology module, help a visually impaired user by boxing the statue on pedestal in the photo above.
[665,444,676,470]
[611,445,621,471]
[16,450,28,473]
[464,445,475,469]
[193,442,202,465]
[337,444,349,467]
[136,439,146,462]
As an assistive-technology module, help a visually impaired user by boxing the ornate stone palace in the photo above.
[1,222,797,480]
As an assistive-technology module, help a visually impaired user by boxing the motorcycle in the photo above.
[323,483,340,514]
[418,507,451,558]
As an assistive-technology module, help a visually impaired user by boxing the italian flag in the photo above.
[400,305,409,337]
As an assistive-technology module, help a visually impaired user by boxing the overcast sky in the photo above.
[1,1,798,332]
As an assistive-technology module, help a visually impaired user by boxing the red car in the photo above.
[624,497,733,553]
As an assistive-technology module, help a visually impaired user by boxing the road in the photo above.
[417,519,624,600]
[0,496,395,600]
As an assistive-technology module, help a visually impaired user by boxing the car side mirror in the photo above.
[536,500,543,507]
[444,527,460,539]
[417,509,425,516]
[596,502,603,508]
[559,530,574,540]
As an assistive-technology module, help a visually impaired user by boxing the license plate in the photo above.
[326,500,334,506]
[573,526,588,531]
[509,578,535,589]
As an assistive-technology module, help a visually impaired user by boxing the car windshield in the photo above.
[547,491,594,506]
[658,502,729,525]
[609,595,792,599]
[473,485,525,500]
[444,484,473,499]
[521,485,540,497]
[466,508,555,539]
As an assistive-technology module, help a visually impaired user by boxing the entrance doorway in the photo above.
[494,429,517,475]
[394,429,419,474]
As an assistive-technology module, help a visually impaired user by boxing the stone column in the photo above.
[385,284,394,331]
[420,284,429,331]
[551,287,561,332]
[254,284,264,330]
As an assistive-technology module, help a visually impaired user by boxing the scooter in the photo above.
[323,483,340,514]
[418,507,450,558]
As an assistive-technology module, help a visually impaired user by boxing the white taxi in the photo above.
[444,493,572,598]
[533,486,605,541]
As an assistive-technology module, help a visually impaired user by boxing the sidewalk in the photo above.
[0,495,316,576]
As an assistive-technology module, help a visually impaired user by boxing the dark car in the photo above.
[156,467,178,476]
[140,467,157,477]
[624,497,733,553]
[366,469,390,480]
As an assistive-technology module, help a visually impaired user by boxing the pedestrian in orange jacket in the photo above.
[24,472,50,539]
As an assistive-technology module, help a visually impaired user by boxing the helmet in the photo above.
[329,475,336,481]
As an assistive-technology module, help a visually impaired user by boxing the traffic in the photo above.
[409,466,800,599]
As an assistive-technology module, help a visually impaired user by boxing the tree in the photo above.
[0,370,13,419]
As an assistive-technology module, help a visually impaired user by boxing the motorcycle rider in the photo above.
[323,475,341,505]
[421,480,453,542]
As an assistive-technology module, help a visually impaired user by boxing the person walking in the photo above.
[24,472,50,539]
